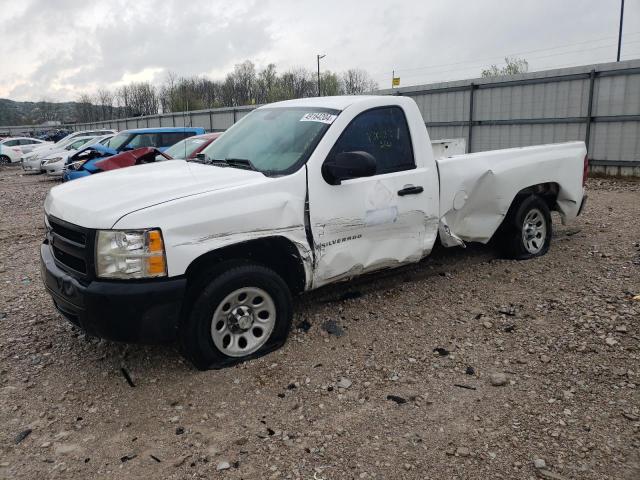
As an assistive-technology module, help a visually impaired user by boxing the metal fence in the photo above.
[379,59,640,176]
[3,59,639,175]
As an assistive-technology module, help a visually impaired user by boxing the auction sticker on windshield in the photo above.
[300,112,337,124]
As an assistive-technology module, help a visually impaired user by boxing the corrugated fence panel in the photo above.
[426,125,469,141]
[411,90,469,122]
[592,73,640,116]
[475,79,589,120]
[159,115,174,127]
[473,123,587,152]
[212,111,235,131]
[380,59,640,172]
[590,121,640,160]
[191,112,211,130]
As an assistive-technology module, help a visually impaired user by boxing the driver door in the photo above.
[308,106,431,288]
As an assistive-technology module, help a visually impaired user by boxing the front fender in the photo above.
[112,167,312,285]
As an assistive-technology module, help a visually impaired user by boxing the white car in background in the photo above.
[21,129,116,169]
[43,135,114,177]
[0,137,50,164]
[22,135,84,172]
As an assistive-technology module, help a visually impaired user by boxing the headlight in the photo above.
[67,160,86,171]
[95,229,167,279]
[44,157,62,165]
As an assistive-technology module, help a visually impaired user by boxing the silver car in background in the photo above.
[21,129,116,172]
[43,135,114,176]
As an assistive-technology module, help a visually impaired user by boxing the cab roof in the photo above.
[261,95,384,111]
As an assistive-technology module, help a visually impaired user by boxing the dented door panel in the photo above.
[304,98,440,288]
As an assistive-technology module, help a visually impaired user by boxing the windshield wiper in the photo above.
[188,156,208,164]
[223,158,258,171]
[206,157,258,171]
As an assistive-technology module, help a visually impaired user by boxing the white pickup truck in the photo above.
[41,96,587,369]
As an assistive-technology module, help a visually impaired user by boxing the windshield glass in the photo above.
[105,132,134,150]
[67,138,93,150]
[200,107,339,174]
[165,137,208,159]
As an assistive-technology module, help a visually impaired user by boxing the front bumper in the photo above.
[22,159,42,171]
[44,165,64,176]
[40,242,187,343]
[63,169,90,181]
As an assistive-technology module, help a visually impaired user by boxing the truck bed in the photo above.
[436,141,586,246]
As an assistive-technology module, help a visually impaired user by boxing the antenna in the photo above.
[183,97,188,160]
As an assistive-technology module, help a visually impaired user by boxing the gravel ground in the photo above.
[0,166,638,480]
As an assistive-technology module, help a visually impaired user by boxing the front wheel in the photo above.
[0,155,11,165]
[497,195,552,260]
[180,261,293,370]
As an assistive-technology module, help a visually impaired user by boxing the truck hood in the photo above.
[45,160,267,229]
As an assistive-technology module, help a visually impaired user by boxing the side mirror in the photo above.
[322,151,377,185]
[195,153,206,161]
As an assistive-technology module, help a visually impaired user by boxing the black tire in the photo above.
[497,194,552,260]
[0,155,10,165]
[179,260,293,370]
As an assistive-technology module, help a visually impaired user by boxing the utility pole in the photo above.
[617,0,625,61]
[317,54,326,97]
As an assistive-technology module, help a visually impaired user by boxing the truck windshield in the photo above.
[199,107,340,174]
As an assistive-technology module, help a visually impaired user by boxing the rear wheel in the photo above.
[0,155,10,165]
[180,261,293,370]
[497,195,552,260]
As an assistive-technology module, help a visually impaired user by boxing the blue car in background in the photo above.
[63,127,206,181]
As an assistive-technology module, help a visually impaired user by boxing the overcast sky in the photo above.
[1,0,639,102]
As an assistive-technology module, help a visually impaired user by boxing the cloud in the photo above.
[0,0,638,101]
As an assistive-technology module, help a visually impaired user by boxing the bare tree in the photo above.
[128,82,159,116]
[255,64,278,103]
[481,57,529,77]
[219,74,237,107]
[319,71,341,96]
[341,69,378,95]
[60,61,383,123]
[159,71,179,113]
[75,94,95,122]
[279,68,315,100]
[96,89,114,120]
[231,61,257,105]
[115,85,131,117]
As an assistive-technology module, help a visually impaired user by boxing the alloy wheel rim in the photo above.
[210,287,276,357]
[522,208,546,254]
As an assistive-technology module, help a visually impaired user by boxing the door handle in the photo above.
[397,185,424,196]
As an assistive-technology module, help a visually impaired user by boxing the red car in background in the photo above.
[94,132,221,172]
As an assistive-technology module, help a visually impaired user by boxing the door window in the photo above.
[159,132,192,147]
[330,107,415,175]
